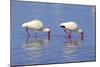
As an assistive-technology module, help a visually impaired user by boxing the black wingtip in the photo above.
[60,26,65,28]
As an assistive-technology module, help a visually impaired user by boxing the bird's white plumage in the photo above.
[22,19,43,30]
[60,21,78,30]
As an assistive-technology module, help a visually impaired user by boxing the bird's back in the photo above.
[26,20,44,30]
[64,22,78,30]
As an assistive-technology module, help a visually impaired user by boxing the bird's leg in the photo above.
[48,31,51,40]
[68,36,72,43]
[64,29,70,38]
[26,28,30,37]
[64,29,69,34]
[68,30,72,38]
[67,30,72,43]
[25,35,30,44]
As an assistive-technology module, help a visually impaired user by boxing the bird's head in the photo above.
[76,29,84,40]
[43,28,51,33]
[76,29,83,34]
[43,28,51,40]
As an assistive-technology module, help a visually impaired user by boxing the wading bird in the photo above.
[22,19,51,40]
[59,21,84,40]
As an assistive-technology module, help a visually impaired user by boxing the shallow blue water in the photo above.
[11,1,96,66]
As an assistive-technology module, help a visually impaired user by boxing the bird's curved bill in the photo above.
[80,32,84,40]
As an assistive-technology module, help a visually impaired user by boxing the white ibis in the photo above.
[22,19,51,40]
[59,21,84,40]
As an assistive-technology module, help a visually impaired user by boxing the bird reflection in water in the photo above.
[23,36,50,63]
[61,38,83,62]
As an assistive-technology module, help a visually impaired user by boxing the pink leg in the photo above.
[68,31,72,38]
[68,31,72,43]
[25,35,30,44]
[26,28,30,37]
[48,31,51,40]
[64,29,72,39]
[64,29,69,36]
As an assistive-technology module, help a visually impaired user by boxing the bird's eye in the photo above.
[60,26,65,28]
